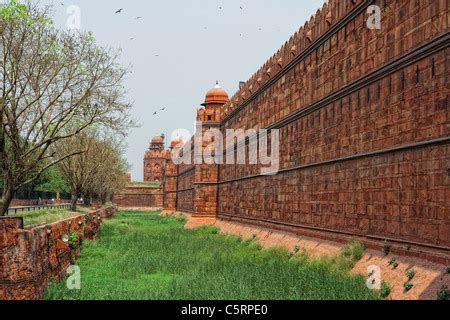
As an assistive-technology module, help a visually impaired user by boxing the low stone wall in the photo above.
[0,206,116,300]
[114,186,163,208]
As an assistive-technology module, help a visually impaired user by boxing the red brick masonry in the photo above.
[0,207,116,300]
[168,0,450,263]
[114,186,163,208]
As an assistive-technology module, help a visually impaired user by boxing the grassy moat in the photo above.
[45,210,380,300]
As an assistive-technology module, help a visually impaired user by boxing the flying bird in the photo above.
[115,8,123,14]
[161,107,166,111]
[153,112,157,116]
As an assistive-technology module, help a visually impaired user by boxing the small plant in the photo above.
[85,214,92,224]
[437,285,449,301]
[252,234,257,240]
[403,281,414,292]
[388,257,399,269]
[341,241,365,262]
[383,240,391,256]
[446,267,450,274]
[380,281,391,299]
[68,231,79,250]
[294,245,300,254]
[388,257,397,266]
[406,269,416,281]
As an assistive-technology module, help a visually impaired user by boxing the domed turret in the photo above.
[151,135,164,144]
[170,136,183,149]
[149,134,165,151]
[202,82,229,107]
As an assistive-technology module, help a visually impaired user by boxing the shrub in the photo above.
[294,245,300,254]
[392,261,399,269]
[403,281,413,292]
[446,267,450,274]
[406,269,416,281]
[68,231,79,250]
[85,214,92,224]
[380,281,391,299]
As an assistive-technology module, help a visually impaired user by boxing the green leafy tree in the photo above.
[33,166,68,193]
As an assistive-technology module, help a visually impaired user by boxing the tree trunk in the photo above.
[71,194,78,212]
[0,98,5,216]
[0,98,4,172]
[83,195,91,206]
[0,184,14,216]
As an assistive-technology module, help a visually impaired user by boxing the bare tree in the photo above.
[0,1,134,215]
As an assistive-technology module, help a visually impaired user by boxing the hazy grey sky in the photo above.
[40,0,326,181]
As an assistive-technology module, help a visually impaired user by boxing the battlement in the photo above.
[221,0,367,119]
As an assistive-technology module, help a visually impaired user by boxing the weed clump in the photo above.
[437,285,449,301]
[406,269,416,281]
[403,281,413,292]
[383,240,391,256]
[341,241,365,263]
[380,281,391,299]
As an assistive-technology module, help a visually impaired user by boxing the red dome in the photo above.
[170,137,182,149]
[202,84,229,106]
[151,135,164,144]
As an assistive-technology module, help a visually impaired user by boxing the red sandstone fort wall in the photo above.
[216,0,449,249]
[171,0,449,260]
[114,186,164,208]
[177,165,195,213]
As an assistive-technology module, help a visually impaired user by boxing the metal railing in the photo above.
[7,204,72,215]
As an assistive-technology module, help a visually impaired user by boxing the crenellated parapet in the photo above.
[220,0,367,120]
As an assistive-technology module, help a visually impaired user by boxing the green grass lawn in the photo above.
[128,182,161,188]
[45,211,380,300]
